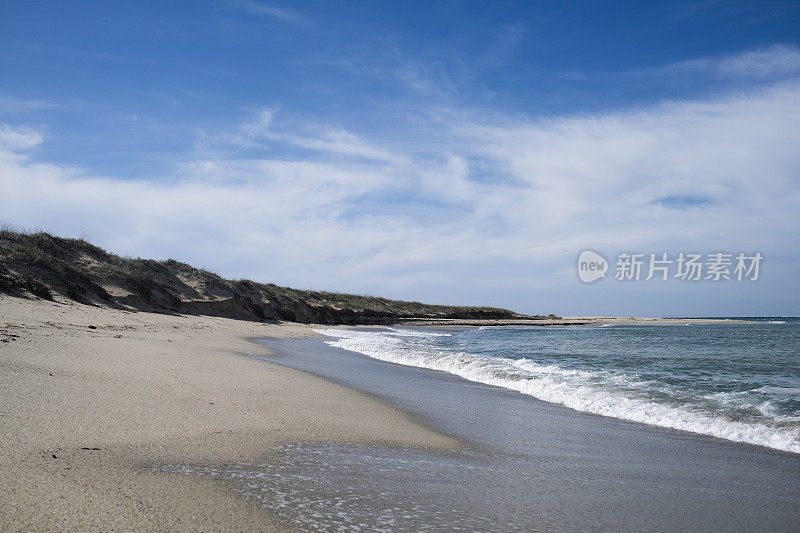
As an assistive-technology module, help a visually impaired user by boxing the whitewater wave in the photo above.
[315,328,800,454]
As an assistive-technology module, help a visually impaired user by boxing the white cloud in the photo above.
[1,79,799,314]
[716,45,800,78]
[447,81,800,258]
[0,124,44,151]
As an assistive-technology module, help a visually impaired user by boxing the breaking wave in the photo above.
[316,327,800,454]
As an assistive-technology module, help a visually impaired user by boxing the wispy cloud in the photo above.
[479,23,526,70]
[274,129,410,166]
[653,44,800,80]
[0,95,59,113]
[197,107,408,165]
[230,1,305,24]
[198,107,276,149]
[669,0,793,23]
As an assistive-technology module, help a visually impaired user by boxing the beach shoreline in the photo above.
[254,333,800,531]
[393,316,752,326]
[2,294,795,530]
[0,295,458,531]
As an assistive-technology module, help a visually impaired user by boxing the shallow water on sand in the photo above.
[158,443,540,532]
[157,332,800,531]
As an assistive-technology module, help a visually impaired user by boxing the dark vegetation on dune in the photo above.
[0,230,552,324]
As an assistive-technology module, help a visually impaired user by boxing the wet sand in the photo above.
[245,334,800,531]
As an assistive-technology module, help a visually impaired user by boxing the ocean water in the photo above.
[316,320,800,453]
[160,329,800,531]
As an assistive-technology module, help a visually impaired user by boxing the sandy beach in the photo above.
[0,295,457,531]
[3,294,797,531]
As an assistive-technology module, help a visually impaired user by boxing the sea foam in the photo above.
[315,328,800,454]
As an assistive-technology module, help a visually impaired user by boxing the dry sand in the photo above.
[0,295,458,531]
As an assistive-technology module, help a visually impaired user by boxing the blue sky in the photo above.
[1,1,800,316]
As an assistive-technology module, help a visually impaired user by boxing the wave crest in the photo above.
[315,328,800,454]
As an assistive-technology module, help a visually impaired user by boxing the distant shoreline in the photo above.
[392,316,752,326]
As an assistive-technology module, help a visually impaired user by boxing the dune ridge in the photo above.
[0,230,550,324]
